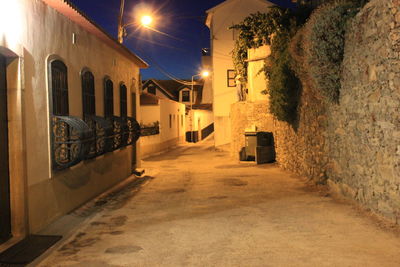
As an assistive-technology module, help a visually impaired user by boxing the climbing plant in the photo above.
[290,0,365,103]
[231,6,312,123]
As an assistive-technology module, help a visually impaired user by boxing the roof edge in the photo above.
[42,0,149,69]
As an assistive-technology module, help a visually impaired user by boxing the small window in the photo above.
[50,60,69,115]
[104,78,114,118]
[182,90,190,102]
[120,83,127,117]
[227,70,236,87]
[148,85,156,95]
[169,114,172,128]
[81,70,95,117]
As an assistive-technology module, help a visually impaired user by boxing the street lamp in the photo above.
[118,0,154,43]
[141,15,153,27]
[190,70,210,142]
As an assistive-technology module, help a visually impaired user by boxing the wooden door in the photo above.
[0,55,11,243]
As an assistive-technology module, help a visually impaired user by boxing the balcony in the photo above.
[51,115,141,171]
[51,116,94,171]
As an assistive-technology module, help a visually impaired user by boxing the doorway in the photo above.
[0,54,11,243]
[131,92,137,170]
[198,118,201,141]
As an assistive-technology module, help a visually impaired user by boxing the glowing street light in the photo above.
[201,70,210,78]
[140,15,153,27]
[118,0,155,43]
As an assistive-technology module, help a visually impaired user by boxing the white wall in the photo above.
[140,99,185,158]
[187,110,214,132]
[160,98,186,143]
[140,105,160,125]
[247,45,270,102]
[207,0,272,146]
[0,0,144,233]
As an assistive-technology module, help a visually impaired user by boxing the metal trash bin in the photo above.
[242,131,275,163]
[244,132,257,161]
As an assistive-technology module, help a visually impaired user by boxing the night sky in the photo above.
[69,0,294,80]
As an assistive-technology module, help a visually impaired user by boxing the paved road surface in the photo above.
[38,139,400,266]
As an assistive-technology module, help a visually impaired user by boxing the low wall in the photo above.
[230,101,274,159]
[140,136,181,158]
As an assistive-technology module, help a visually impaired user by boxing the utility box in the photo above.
[245,132,257,161]
[243,131,275,163]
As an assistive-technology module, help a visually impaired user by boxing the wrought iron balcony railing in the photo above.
[52,115,141,171]
[84,115,114,159]
[51,116,94,171]
[127,117,141,145]
[107,116,141,149]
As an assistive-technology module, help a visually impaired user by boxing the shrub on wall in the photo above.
[140,121,160,136]
[291,0,364,103]
[264,32,303,123]
[232,7,312,123]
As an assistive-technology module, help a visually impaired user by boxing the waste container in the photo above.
[242,131,275,163]
[244,132,257,161]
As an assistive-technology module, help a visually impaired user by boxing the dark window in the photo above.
[148,85,156,95]
[120,84,127,117]
[82,70,95,116]
[227,69,236,87]
[50,60,69,115]
[104,78,114,118]
[182,90,190,102]
[169,114,172,128]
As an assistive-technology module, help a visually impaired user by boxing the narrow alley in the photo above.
[36,139,400,267]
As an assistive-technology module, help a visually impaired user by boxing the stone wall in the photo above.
[272,0,400,223]
[273,87,329,182]
[230,0,400,223]
[326,0,400,222]
[231,101,274,158]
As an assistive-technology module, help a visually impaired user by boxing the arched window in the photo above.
[120,83,127,117]
[81,70,95,117]
[50,60,69,115]
[104,78,114,118]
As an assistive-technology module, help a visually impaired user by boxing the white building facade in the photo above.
[0,0,147,248]
[205,0,273,147]
[140,93,186,158]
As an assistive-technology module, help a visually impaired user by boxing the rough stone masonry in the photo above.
[232,0,400,224]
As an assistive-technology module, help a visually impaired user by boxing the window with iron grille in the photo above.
[104,78,114,118]
[82,70,95,117]
[50,60,69,115]
[120,83,127,117]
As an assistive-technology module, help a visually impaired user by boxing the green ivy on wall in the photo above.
[232,0,368,123]
[231,6,312,123]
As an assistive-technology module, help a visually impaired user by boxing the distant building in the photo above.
[0,0,147,246]
[205,0,273,148]
[140,93,186,158]
[142,78,214,143]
